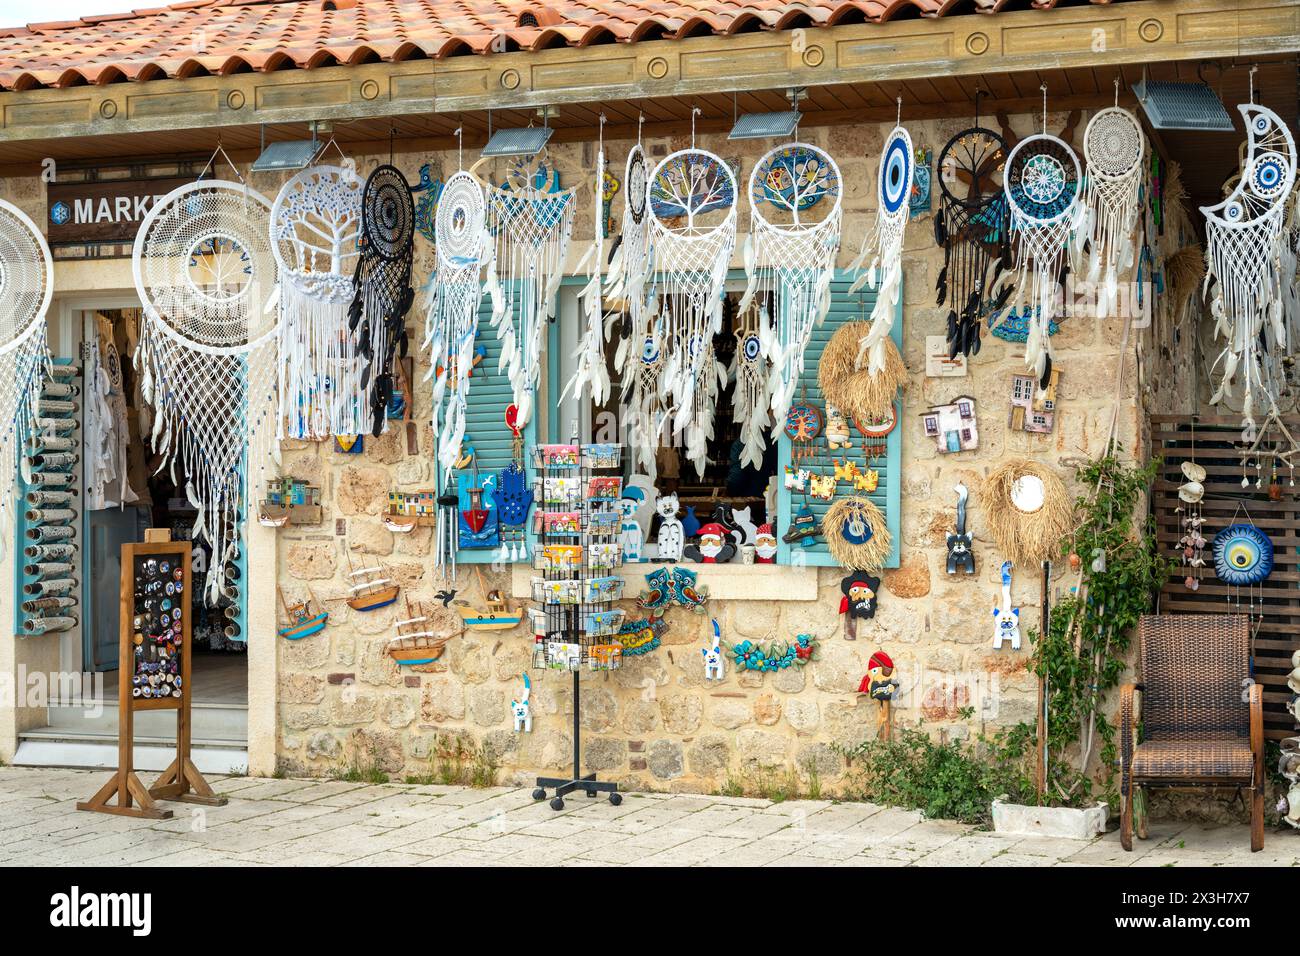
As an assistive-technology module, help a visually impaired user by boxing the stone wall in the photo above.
[272,110,1151,793]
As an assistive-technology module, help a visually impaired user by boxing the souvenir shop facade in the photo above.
[0,0,1293,792]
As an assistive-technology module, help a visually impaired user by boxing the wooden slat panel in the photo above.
[1151,415,1300,742]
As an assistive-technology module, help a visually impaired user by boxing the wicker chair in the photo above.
[1119,614,1264,852]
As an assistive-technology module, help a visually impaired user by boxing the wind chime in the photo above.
[1003,86,1085,386]
[1079,84,1146,318]
[0,198,52,559]
[561,115,612,409]
[1237,406,1300,494]
[426,132,489,477]
[485,145,576,429]
[739,135,842,422]
[1201,73,1297,439]
[132,167,280,603]
[850,100,912,374]
[935,92,1011,359]
[647,110,738,476]
[1176,452,1207,592]
[350,161,416,438]
[270,158,365,440]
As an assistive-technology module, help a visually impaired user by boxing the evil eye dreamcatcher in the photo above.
[934,122,1010,359]
[851,123,912,373]
[350,165,415,437]
[731,302,770,469]
[1213,519,1273,617]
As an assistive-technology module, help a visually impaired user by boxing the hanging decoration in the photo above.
[702,619,725,681]
[1003,91,1085,384]
[270,163,365,441]
[1080,100,1146,317]
[637,565,709,613]
[946,482,975,575]
[976,458,1070,566]
[731,299,771,469]
[0,197,52,556]
[1201,101,1297,435]
[822,495,891,571]
[739,140,842,420]
[486,152,576,429]
[839,573,880,641]
[1212,517,1273,618]
[727,634,818,673]
[426,161,489,476]
[1176,459,1207,592]
[132,178,279,603]
[562,116,612,410]
[647,125,738,474]
[819,319,905,422]
[85,316,136,511]
[350,164,416,438]
[992,560,1021,650]
[784,395,823,464]
[849,113,912,374]
[935,109,1011,359]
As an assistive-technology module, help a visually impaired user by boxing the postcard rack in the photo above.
[528,442,625,810]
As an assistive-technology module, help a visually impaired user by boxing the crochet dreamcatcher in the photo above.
[935,118,1010,358]
[739,141,841,421]
[425,167,488,476]
[1080,102,1146,318]
[0,198,53,556]
[609,139,654,401]
[270,163,364,440]
[486,153,576,429]
[562,116,612,410]
[350,164,416,437]
[850,118,912,374]
[626,327,666,480]
[731,301,770,469]
[647,138,737,474]
[1201,102,1297,433]
[132,179,279,602]
[1004,100,1085,382]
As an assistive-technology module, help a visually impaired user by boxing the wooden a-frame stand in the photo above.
[78,531,227,819]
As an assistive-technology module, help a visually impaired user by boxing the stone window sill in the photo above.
[509,562,819,602]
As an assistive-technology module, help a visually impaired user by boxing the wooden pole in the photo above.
[1036,559,1052,802]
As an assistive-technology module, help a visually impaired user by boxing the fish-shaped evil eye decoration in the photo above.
[494,461,533,529]
[1212,524,1274,586]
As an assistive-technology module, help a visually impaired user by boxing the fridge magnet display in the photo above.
[703,619,725,681]
[839,573,880,641]
[946,482,975,575]
[684,523,737,564]
[920,397,978,453]
[823,496,891,571]
[992,561,1021,650]
[654,492,685,562]
[754,524,779,563]
[512,673,532,732]
[727,634,819,673]
[858,650,899,740]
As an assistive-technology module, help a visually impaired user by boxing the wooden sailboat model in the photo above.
[345,551,400,612]
[388,595,450,666]
[277,587,328,640]
[457,566,524,631]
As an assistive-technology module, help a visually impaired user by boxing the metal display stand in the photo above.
[528,442,625,810]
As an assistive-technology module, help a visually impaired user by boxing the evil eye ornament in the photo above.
[1212,524,1274,586]
[1224,200,1245,223]
[640,336,660,365]
[880,128,913,216]
[1249,152,1288,200]
[741,333,762,364]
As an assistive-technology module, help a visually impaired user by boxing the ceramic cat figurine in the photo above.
[703,619,724,681]
[992,561,1020,650]
[511,673,532,732]
[655,492,684,562]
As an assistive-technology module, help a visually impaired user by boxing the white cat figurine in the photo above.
[703,619,724,681]
[655,492,684,562]
[511,673,532,732]
[992,561,1021,651]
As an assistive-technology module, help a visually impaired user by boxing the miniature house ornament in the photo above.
[921,396,978,453]
[703,619,724,681]
[1009,370,1060,434]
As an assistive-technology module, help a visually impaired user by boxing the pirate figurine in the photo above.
[838,573,880,641]
[858,650,899,740]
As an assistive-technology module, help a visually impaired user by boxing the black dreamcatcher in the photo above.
[934,108,1011,360]
[350,164,416,437]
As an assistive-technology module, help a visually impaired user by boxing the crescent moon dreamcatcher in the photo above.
[1080,103,1146,318]
[0,198,53,557]
[738,141,842,422]
[648,142,738,476]
[425,168,488,477]
[132,179,280,603]
[1201,102,1297,436]
[935,120,1011,359]
[485,152,576,429]
[731,301,770,469]
[270,163,365,441]
[1004,108,1085,383]
[561,116,612,410]
[850,119,912,374]
[349,164,416,438]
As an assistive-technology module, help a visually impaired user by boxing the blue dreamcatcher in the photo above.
[1213,514,1273,617]
[988,305,1059,343]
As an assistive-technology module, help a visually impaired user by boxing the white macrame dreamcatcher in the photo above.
[739,141,842,421]
[562,115,612,410]
[1202,100,1297,436]
[1080,99,1146,318]
[0,199,53,559]
[648,129,738,476]
[850,117,913,373]
[731,302,769,468]
[270,163,364,440]
[133,178,280,603]
[1004,90,1085,382]
[486,153,576,429]
[426,163,489,477]
[85,318,137,511]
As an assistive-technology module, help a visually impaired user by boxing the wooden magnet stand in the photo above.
[78,531,227,819]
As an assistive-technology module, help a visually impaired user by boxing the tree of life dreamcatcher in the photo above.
[132,179,280,603]
[270,163,364,441]
[647,144,737,477]
[0,198,53,557]
[740,141,842,426]
[935,121,1010,359]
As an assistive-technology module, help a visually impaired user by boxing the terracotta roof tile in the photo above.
[0,0,1118,91]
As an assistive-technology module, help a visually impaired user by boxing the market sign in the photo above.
[46,176,190,246]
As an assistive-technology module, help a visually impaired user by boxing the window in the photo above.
[923,415,938,436]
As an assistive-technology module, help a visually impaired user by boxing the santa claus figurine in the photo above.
[684,523,737,564]
[754,523,778,563]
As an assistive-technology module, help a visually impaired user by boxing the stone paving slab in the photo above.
[1,766,1297,867]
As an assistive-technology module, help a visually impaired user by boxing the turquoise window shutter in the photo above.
[775,270,902,569]
[441,285,537,564]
